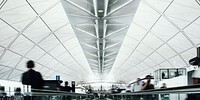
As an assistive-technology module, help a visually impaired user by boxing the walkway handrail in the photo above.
[113,85,200,95]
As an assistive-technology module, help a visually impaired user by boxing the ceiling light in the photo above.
[98,10,103,13]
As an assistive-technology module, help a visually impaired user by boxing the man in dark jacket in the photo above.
[22,60,44,89]
[142,75,155,100]
[61,81,72,92]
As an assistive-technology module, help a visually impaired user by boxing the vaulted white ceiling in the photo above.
[0,0,200,84]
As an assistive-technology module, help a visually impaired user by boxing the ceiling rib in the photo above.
[61,0,141,80]
[113,0,176,77]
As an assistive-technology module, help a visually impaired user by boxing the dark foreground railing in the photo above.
[0,89,94,100]
[112,85,200,100]
[0,85,200,100]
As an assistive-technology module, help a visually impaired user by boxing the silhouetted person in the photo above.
[160,83,167,89]
[142,75,154,90]
[61,81,72,92]
[142,75,155,100]
[162,72,165,79]
[132,78,144,92]
[160,83,168,99]
[22,60,44,89]
[61,81,72,100]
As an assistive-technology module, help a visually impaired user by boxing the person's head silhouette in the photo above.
[27,60,35,69]
[65,81,69,86]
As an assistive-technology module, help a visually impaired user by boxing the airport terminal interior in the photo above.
[0,0,200,100]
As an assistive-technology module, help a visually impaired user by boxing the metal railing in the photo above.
[111,85,200,100]
[0,89,94,100]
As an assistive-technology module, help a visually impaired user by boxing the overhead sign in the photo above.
[56,75,60,80]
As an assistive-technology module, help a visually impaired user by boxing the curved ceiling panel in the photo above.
[0,0,199,84]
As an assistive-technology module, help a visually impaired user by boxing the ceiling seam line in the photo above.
[142,0,196,53]
[155,51,176,68]
[133,16,200,65]
[0,64,17,70]
[1,48,74,79]
[108,0,119,7]
[196,0,200,6]
[0,34,21,60]
[142,0,174,15]
[39,1,60,16]
[104,26,129,38]
[63,0,97,18]
[0,70,12,76]
[0,19,25,55]
[124,35,172,68]
[121,31,187,76]
[131,22,149,31]
[6,55,24,80]
[118,29,185,76]
[67,14,97,19]
[165,42,190,67]
[150,31,189,67]
[130,21,190,68]
[12,33,83,78]
[18,1,90,77]
[105,14,135,19]
[134,50,159,69]
[175,1,200,10]
[26,0,60,16]
[156,16,200,66]
[182,16,200,30]
[0,0,5,7]
[114,0,175,77]
[27,24,72,63]
[5,33,57,79]
[162,15,196,47]
[0,3,30,13]
[125,47,193,78]
[51,32,92,74]
[125,67,151,78]
[120,42,167,76]
[0,16,41,61]
[0,0,7,9]
[104,52,118,57]
[8,72,23,80]
[113,14,163,75]
[74,27,97,38]
[26,0,40,15]
[104,42,121,50]
[167,16,192,23]
[104,0,137,18]
[5,49,51,71]
[82,0,93,6]
[85,52,97,57]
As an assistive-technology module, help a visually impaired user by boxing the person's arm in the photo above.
[141,80,150,90]
[21,73,25,84]
[131,84,134,92]
[151,84,155,89]
[38,72,44,87]
[141,83,147,90]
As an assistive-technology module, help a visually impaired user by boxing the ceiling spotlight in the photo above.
[98,10,103,13]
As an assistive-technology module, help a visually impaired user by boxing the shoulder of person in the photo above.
[35,71,41,74]
[23,71,29,75]
[150,84,155,88]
